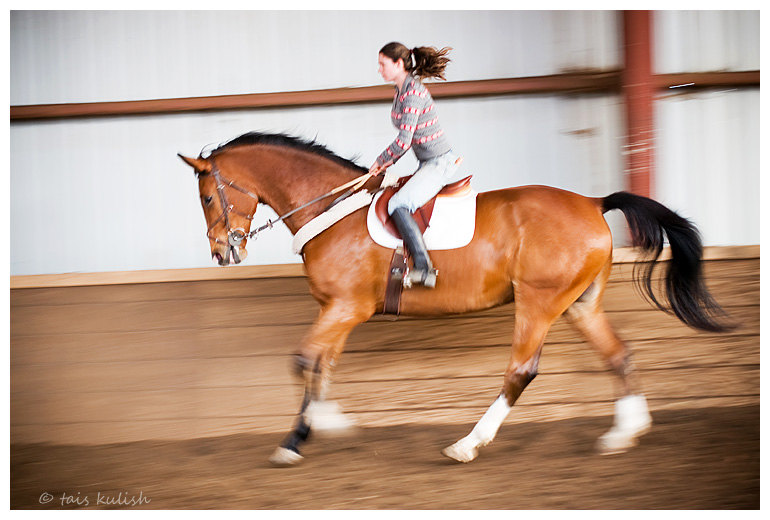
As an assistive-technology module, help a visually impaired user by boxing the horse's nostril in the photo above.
[213,252,223,264]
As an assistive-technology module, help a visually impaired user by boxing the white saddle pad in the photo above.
[366,189,477,250]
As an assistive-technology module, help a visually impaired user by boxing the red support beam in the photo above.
[622,10,655,198]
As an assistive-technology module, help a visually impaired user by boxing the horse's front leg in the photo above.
[269,300,373,466]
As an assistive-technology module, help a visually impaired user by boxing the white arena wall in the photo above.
[10,10,758,276]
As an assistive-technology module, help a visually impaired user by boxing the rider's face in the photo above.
[378,53,404,84]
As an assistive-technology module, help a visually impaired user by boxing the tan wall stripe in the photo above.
[9,245,758,289]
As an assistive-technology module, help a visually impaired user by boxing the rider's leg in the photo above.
[387,151,459,288]
[390,207,437,288]
[386,151,459,216]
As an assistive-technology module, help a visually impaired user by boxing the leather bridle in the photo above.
[199,158,259,264]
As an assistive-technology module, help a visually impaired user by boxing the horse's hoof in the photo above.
[442,442,478,463]
[597,395,652,455]
[269,447,304,467]
[595,424,650,455]
[596,433,638,455]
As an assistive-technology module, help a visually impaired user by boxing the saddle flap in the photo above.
[375,175,473,239]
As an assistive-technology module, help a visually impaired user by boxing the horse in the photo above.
[178,131,731,466]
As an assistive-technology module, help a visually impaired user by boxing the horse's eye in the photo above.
[203,196,213,206]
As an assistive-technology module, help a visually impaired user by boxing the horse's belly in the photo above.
[396,275,514,317]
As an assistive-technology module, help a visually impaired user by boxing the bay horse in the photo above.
[178,132,731,466]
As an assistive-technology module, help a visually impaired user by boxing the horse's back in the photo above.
[475,185,612,283]
[478,185,608,231]
[480,184,601,209]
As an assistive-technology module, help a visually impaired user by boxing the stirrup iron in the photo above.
[403,266,438,289]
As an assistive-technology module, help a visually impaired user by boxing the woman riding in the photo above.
[369,42,460,289]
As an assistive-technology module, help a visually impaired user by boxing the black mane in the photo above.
[209,131,368,173]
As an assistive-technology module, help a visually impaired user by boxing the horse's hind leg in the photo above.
[442,284,561,463]
[563,262,652,454]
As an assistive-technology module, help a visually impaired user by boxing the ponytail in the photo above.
[410,46,452,81]
[379,42,452,81]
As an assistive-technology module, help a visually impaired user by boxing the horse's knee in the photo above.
[292,351,320,379]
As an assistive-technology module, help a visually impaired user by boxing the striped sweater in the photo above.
[376,74,452,166]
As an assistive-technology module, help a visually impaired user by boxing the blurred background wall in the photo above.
[10,10,759,276]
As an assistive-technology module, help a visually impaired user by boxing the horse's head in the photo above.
[178,153,259,266]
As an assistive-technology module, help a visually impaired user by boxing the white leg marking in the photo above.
[597,394,652,455]
[304,400,357,435]
[442,394,512,463]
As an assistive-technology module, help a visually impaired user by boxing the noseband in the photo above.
[200,158,259,263]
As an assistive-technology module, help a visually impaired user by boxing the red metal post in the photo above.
[622,10,655,198]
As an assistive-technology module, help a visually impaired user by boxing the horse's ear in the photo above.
[178,154,212,174]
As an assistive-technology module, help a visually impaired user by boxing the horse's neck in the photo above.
[245,147,361,234]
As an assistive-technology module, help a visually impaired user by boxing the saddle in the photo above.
[375,175,474,238]
[376,175,475,317]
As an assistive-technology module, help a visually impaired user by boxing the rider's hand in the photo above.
[369,161,392,176]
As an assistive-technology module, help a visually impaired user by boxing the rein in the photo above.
[249,171,372,239]
[202,158,374,255]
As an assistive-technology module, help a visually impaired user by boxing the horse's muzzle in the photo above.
[212,246,247,266]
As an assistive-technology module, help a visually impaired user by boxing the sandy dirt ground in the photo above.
[11,403,758,509]
[11,259,759,509]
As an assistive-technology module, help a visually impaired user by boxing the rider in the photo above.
[369,42,460,289]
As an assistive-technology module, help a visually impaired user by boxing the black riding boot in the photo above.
[390,207,438,288]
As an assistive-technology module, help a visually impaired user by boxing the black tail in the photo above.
[602,191,734,333]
